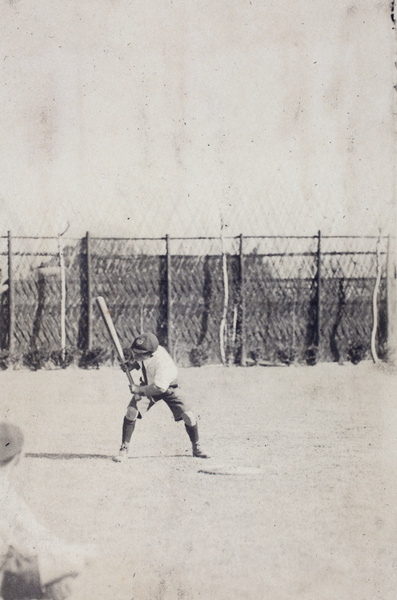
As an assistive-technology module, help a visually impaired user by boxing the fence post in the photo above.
[166,234,172,355]
[86,231,92,351]
[316,230,322,352]
[239,234,246,366]
[7,231,15,356]
[58,235,66,360]
[386,234,397,364]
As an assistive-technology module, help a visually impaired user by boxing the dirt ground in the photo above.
[1,361,396,600]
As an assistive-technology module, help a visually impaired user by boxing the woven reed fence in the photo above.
[0,232,391,368]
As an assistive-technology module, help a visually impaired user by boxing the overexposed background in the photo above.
[0,0,395,238]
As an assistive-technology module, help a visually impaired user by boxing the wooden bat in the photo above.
[96,296,135,387]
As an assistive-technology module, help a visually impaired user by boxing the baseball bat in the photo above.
[96,296,135,387]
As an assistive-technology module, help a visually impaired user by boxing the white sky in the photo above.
[0,0,395,239]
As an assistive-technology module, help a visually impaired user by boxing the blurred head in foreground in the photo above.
[0,422,24,473]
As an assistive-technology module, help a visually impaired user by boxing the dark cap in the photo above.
[0,422,24,463]
[131,333,159,354]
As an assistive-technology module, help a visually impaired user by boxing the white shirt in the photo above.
[0,472,91,586]
[141,345,178,392]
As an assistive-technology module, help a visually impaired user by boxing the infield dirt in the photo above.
[1,362,396,600]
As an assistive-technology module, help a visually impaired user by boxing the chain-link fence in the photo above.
[0,232,390,369]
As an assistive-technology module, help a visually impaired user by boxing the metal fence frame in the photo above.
[0,230,393,367]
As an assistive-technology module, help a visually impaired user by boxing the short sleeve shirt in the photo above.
[0,477,73,577]
[141,346,178,392]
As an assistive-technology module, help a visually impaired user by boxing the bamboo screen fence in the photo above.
[0,232,391,368]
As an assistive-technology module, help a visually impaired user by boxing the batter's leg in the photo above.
[113,399,139,463]
[182,411,210,459]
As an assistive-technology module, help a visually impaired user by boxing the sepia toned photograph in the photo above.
[0,2,396,599]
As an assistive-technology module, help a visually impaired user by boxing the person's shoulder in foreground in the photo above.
[0,421,95,600]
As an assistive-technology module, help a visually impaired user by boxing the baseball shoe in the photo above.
[112,444,129,462]
[193,445,210,459]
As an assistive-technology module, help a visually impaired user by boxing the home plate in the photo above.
[198,465,264,476]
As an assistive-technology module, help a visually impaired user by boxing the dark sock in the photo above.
[122,417,136,445]
[185,423,199,446]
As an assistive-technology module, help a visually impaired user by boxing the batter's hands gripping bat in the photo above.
[96,296,135,387]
